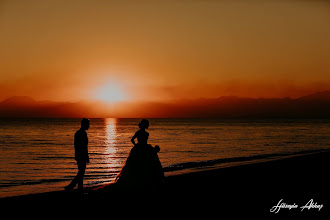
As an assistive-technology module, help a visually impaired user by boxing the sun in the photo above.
[94,83,127,102]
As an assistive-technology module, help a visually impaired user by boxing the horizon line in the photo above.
[1,90,330,103]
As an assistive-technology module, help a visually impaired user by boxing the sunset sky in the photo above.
[1,0,330,103]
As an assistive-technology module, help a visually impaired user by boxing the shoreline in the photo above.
[2,149,328,198]
[164,148,330,176]
[1,150,330,216]
[2,149,327,199]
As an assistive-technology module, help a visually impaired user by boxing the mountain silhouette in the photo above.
[297,90,330,101]
[1,96,37,106]
[0,97,110,118]
[1,91,330,118]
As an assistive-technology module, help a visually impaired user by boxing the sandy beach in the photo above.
[1,150,329,217]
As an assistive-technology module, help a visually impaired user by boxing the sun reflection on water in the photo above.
[105,118,117,155]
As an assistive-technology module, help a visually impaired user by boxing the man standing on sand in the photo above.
[65,118,90,191]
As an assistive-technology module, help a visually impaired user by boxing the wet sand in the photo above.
[161,150,330,217]
[2,150,330,217]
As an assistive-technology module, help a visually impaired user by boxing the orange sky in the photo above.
[1,0,330,102]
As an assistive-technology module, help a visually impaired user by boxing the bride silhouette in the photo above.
[113,119,164,187]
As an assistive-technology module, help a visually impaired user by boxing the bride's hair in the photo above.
[138,119,149,129]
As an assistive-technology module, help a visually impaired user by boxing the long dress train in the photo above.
[114,144,164,187]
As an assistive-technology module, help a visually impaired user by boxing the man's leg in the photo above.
[65,160,85,190]
[77,161,86,190]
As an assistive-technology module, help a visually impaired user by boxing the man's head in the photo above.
[81,118,90,130]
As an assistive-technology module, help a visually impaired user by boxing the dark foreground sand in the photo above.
[2,150,330,217]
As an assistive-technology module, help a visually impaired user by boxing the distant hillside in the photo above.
[297,91,330,101]
[0,96,37,106]
[0,97,111,118]
[1,91,330,118]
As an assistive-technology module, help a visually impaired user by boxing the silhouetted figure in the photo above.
[131,119,150,146]
[114,119,164,187]
[65,118,90,191]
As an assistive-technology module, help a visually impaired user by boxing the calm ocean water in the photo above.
[1,118,330,197]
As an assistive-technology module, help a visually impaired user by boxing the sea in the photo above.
[1,118,330,198]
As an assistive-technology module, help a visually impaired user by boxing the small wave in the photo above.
[0,183,20,188]
[16,162,39,165]
[0,178,67,188]
[190,142,218,145]
[29,139,51,142]
[36,156,72,160]
[163,149,328,173]
[33,142,58,145]
[87,170,118,174]
[85,174,116,179]
[85,180,113,186]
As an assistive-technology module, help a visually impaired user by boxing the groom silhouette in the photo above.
[65,118,90,191]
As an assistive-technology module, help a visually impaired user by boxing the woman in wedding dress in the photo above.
[114,119,164,187]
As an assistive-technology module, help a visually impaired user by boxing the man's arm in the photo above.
[84,131,90,163]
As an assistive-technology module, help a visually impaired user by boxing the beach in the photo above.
[2,150,329,217]
[161,150,330,217]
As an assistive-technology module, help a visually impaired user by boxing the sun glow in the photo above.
[94,83,127,102]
